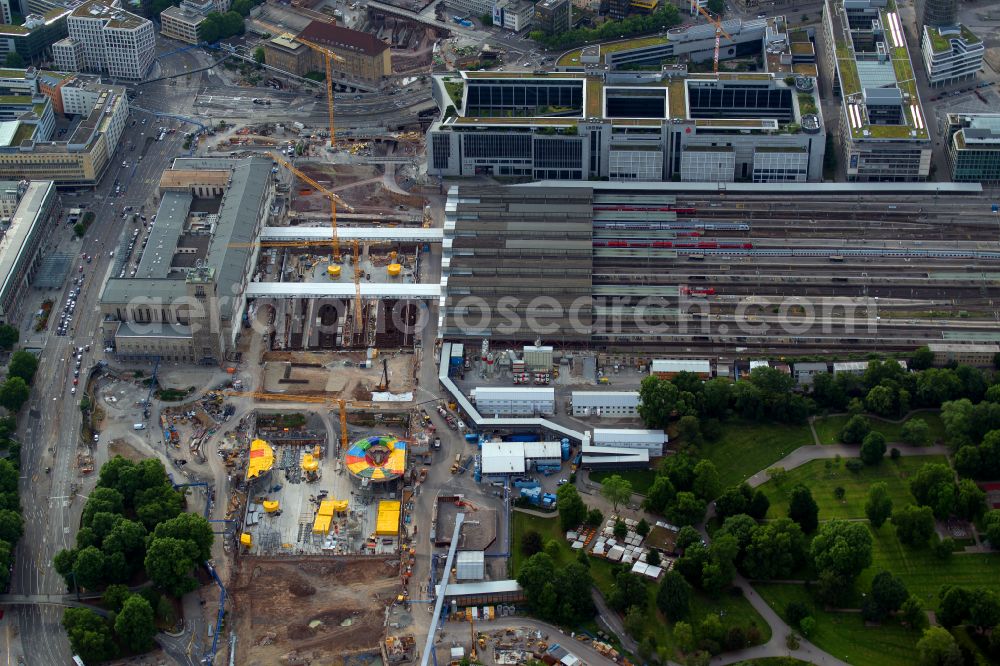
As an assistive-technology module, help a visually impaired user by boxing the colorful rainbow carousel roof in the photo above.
[345,435,406,481]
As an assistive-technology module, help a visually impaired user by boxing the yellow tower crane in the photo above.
[267,151,353,267]
[695,4,733,73]
[294,35,346,151]
[351,239,363,344]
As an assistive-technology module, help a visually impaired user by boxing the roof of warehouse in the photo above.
[928,343,1000,352]
[435,580,521,597]
[481,441,526,474]
[523,181,984,194]
[473,386,555,400]
[593,428,665,441]
[571,391,640,406]
[651,359,711,373]
[522,441,562,458]
[456,550,485,563]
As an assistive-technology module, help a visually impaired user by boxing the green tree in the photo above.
[73,223,86,238]
[910,463,957,519]
[134,483,185,529]
[901,595,929,630]
[916,627,963,666]
[82,487,125,527]
[0,377,29,412]
[521,530,543,557]
[969,588,1000,631]
[677,415,702,445]
[0,509,22,543]
[860,431,887,465]
[892,504,935,546]
[692,459,721,500]
[600,474,633,513]
[865,482,893,528]
[985,510,1000,548]
[673,620,694,653]
[623,605,645,640]
[613,519,627,539]
[868,571,909,620]
[152,513,214,561]
[0,540,11,590]
[72,545,107,590]
[716,513,757,552]
[938,585,971,627]
[788,484,819,533]
[8,350,38,383]
[865,385,896,417]
[643,476,676,514]
[639,376,680,428]
[740,518,806,580]
[676,525,702,552]
[839,414,871,444]
[586,508,603,526]
[667,491,705,527]
[810,520,873,581]
[956,478,986,521]
[114,594,157,652]
[608,571,647,612]
[253,46,265,64]
[102,584,132,613]
[144,537,201,596]
[0,324,17,350]
[556,483,587,531]
[911,346,935,371]
[902,418,931,446]
[656,570,690,620]
[706,0,725,13]
[4,53,23,68]
[941,399,974,447]
[636,518,650,537]
[62,608,118,664]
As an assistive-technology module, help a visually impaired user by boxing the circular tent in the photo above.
[345,435,406,482]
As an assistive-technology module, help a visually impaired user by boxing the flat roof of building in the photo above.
[571,391,640,407]
[474,386,556,401]
[592,428,666,443]
[927,342,1000,352]
[0,181,52,299]
[71,0,148,30]
[481,441,526,474]
[434,580,521,597]
[651,359,711,374]
[160,4,207,23]
[245,282,440,298]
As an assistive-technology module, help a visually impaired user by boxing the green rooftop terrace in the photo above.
[11,122,35,146]
[600,34,670,55]
[0,95,31,105]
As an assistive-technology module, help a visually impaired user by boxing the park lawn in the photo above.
[754,583,921,666]
[812,411,946,446]
[512,511,771,657]
[757,456,946,520]
[860,524,1000,608]
[701,421,814,488]
[590,469,658,495]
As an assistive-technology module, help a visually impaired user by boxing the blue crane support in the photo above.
[420,513,464,666]
[203,560,227,663]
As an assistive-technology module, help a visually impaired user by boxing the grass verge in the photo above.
[757,455,946,520]
[812,411,946,446]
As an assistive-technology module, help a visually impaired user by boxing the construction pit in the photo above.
[229,555,403,666]
[236,410,415,557]
[258,351,416,397]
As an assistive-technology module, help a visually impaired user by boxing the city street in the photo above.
[3,39,206,666]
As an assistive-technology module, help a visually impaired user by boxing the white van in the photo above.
[133,423,146,430]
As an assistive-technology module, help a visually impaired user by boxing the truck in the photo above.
[292,121,305,131]
[450,453,461,474]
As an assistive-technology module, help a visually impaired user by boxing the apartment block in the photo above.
[921,24,983,86]
[534,0,571,35]
[0,10,70,64]
[0,79,128,186]
[51,36,83,71]
[67,0,155,79]
[946,113,1000,184]
[492,0,533,31]
[160,0,213,45]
